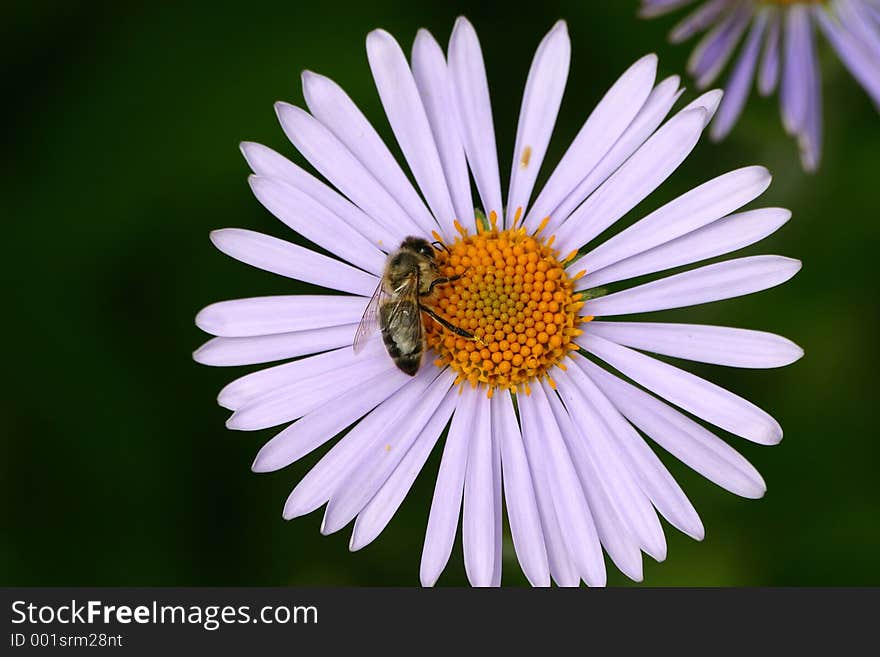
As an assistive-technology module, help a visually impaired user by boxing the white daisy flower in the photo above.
[194,17,803,587]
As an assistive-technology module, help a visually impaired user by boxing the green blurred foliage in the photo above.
[1,0,878,586]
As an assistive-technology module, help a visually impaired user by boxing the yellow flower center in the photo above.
[426,211,590,396]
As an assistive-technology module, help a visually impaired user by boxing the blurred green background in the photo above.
[2,0,878,586]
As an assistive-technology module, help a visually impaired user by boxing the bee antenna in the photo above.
[431,240,448,253]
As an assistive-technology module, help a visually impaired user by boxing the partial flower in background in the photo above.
[194,17,803,586]
[639,0,880,171]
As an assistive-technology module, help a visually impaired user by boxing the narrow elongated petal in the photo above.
[195,295,367,338]
[210,228,378,296]
[575,166,772,276]
[251,368,412,473]
[669,0,729,43]
[711,11,767,140]
[506,20,571,226]
[420,387,478,586]
[193,324,358,367]
[584,360,767,498]
[492,392,550,587]
[351,387,458,551]
[641,0,699,20]
[274,102,423,236]
[240,142,395,250]
[228,351,397,430]
[517,379,580,586]
[551,75,683,226]
[781,6,811,134]
[580,332,783,445]
[571,357,705,540]
[520,387,606,586]
[544,386,645,581]
[555,108,708,254]
[320,369,454,533]
[758,9,781,96]
[463,393,497,586]
[217,339,383,411]
[448,17,503,218]
[688,4,751,89]
[283,367,438,521]
[411,30,474,226]
[366,30,456,230]
[585,321,803,369]
[301,71,437,235]
[816,7,880,107]
[576,207,791,289]
[248,176,387,276]
[582,255,801,317]
[553,367,668,561]
[525,54,657,230]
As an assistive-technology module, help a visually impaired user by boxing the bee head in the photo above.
[400,236,436,260]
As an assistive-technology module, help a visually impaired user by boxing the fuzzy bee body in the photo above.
[353,236,473,376]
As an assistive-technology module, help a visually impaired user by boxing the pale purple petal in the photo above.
[351,386,458,550]
[711,11,767,141]
[274,102,423,236]
[193,324,358,367]
[448,17,503,219]
[516,381,580,586]
[525,54,658,230]
[781,6,811,134]
[319,369,450,532]
[551,75,684,226]
[420,386,478,586]
[216,339,383,411]
[283,366,440,521]
[582,255,801,318]
[411,30,475,226]
[576,207,791,289]
[797,18,823,173]
[521,386,606,587]
[506,20,571,226]
[554,107,708,255]
[366,30,456,233]
[251,367,412,473]
[585,321,803,369]
[640,0,699,20]
[209,228,378,296]
[195,294,367,338]
[669,0,729,43]
[679,88,725,124]
[240,142,395,251]
[688,4,751,89]
[837,0,880,62]
[463,392,497,586]
[227,349,397,431]
[579,332,783,445]
[492,391,550,587]
[544,385,645,581]
[571,357,705,540]
[575,166,773,278]
[584,360,767,498]
[816,6,880,108]
[758,9,781,96]
[553,367,667,562]
[301,72,437,235]
[248,175,387,276]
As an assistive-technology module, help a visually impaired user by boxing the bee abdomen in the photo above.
[380,301,423,376]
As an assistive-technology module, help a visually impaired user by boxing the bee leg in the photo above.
[420,273,464,297]
[419,304,485,345]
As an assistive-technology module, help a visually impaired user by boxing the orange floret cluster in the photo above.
[425,211,591,396]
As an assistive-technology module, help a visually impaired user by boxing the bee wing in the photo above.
[352,282,387,354]
[383,274,424,349]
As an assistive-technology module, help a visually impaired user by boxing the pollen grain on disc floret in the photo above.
[425,209,591,397]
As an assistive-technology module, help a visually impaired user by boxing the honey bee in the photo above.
[353,236,476,375]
